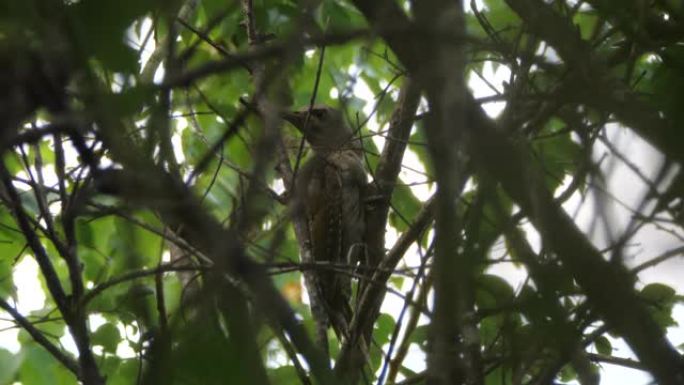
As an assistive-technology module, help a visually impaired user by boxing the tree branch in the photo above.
[334,78,422,377]
[0,298,80,377]
[503,0,683,166]
[349,0,684,383]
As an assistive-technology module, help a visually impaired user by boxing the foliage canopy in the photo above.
[0,0,683,384]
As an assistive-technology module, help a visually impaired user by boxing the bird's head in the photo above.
[283,105,356,152]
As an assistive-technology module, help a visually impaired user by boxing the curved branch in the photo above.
[0,298,80,377]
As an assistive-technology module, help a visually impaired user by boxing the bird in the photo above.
[283,105,367,353]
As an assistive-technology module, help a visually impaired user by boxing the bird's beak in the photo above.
[281,110,307,130]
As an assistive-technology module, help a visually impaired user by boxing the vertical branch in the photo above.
[143,13,181,378]
[333,78,422,379]
[142,246,172,385]
[29,141,56,236]
[242,0,258,45]
[410,1,481,384]
[377,243,432,385]
[290,43,326,188]
[364,78,421,277]
[157,12,181,178]
[387,273,433,384]
[236,0,293,235]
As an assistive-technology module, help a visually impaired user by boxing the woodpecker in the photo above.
[284,105,367,351]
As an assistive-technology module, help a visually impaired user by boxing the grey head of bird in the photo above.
[282,105,356,152]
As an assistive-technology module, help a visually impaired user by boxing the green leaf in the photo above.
[374,313,395,347]
[471,188,512,254]
[531,130,582,191]
[37,140,55,166]
[640,47,684,151]
[267,366,300,385]
[225,132,253,170]
[360,125,380,172]
[408,324,429,351]
[76,216,116,283]
[479,316,499,346]
[0,253,16,301]
[108,214,163,276]
[389,184,422,232]
[477,274,515,306]
[171,312,253,384]
[66,0,160,72]
[105,358,139,385]
[92,323,121,353]
[18,345,77,385]
[87,281,130,315]
[0,348,22,385]
[485,366,512,385]
[291,52,337,107]
[117,284,156,325]
[2,153,23,175]
[182,123,210,165]
[108,85,155,118]
[408,122,433,177]
[558,363,578,382]
[319,0,366,32]
[640,283,678,328]
[19,308,66,340]
[162,274,183,315]
[640,283,676,303]
[573,11,600,40]
[594,336,612,355]
[201,1,239,30]
[481,0,522,36]
[18,191,40,218]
